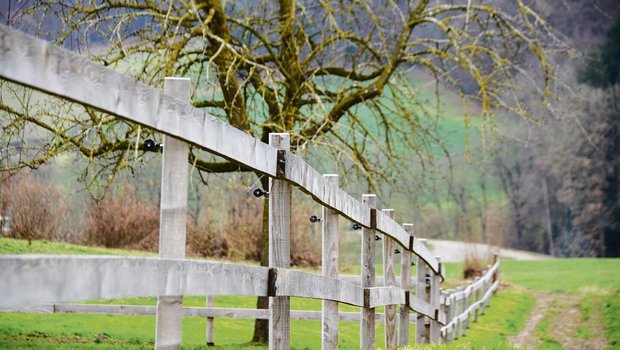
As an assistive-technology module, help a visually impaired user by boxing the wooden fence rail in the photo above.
[0,23,500,349]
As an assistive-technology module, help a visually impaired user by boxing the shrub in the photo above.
[82,193,159,250]
[0,174,69,244]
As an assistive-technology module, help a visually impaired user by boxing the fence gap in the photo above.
[155,77,191,350]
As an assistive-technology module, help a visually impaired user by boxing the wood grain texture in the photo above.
[0,25,278,177]
[360,194,377,350]
[269,133,291,350]
[274,269,363,307]
[322,174,339,350]
[156,77,191,350]
[399,223,413,347]
[340,275,414,287]
[381,209,397,349]
[0,255,269,307]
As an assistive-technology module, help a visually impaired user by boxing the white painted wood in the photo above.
[269,133,291,350]
[429,256,441,343]
[206,296,215,346]
[381,209,397,349]
[398,223,413,347]
[156,77,191,350]
[360,194,377,350]
[0,255,269,307]
[415,239,430,344]
[322,174,339,350]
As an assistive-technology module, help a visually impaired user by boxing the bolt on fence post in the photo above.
[155,77,191,350]
[361,194,377,350]
[398,223,414,347]
[429,256,441,343]
[322,174,340,350]
[269,133,291,350]
[381,209,397,349]
[415,239,430,344]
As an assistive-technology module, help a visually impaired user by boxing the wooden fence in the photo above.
[0,24,500,349]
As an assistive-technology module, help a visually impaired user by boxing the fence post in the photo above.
[269,133,291,350]
[415,239,430,344]
[381,209,397,349]
[398,223,414,347]
[361,194,377,350]
[155,77,191,350]
[444,293,454,343]
[429,256,441,343]
[473,277,480,322]
[322,174,339,350]
[206,296,214,346]
[454,287,463,339]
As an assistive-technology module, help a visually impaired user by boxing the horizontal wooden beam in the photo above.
[2,304,419,323]
[0,255,269,307]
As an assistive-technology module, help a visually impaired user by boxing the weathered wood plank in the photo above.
[269,133,291,350]
[0,256,269,307]
[11,304,420,323]
[0,24,278,177]
[412,237,440,276]
[361,194,377,350]
[322,174,339,350]
[381,209,397,349]
[274,269,362,307]
[399,223,413,347]
[284,154,370,227]
[156,76,191,350]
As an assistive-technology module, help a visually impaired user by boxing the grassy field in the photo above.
[0,238,619,349]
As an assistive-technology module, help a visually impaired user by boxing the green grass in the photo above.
[605,291,620,350]
[0,238,153,256]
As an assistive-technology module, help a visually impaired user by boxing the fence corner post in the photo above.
[155,76,191,350]
[322,174,339,350]
[398,223,414,347]
[361,194,377,350]
[269,133,291,350]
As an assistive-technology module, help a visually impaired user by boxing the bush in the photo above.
[83,193,159,250]
[0,174,69,244]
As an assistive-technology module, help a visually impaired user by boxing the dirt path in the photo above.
[509,293,553,349]
[509,292,608,350]
[427,239,550,263]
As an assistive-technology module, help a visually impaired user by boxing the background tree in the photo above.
[1,0,556,342]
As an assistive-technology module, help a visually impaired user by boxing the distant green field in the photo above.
[1,238,619,349]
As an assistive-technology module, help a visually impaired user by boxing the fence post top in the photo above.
[322,174,339,185]
[268,133,290,149]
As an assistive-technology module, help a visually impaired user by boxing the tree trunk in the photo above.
[252,175,270,343]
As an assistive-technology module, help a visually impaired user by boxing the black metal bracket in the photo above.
[352,223,362,230]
